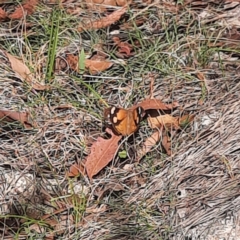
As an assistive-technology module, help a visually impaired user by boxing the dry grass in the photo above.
[0,0,240,239]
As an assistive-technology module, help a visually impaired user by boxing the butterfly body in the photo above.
[105,106,144,136]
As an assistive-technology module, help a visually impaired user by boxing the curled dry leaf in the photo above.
[78,6,127,31]
[67,163,86,177]
[85,59,113,74]
[137,129,172,161]
[8,0,38,19]
[4,51,49,90]
[137,131,161,162]
[65,54,78,71]
[118,44,132,56]
[90,50,109,61]
[5,51,32,81]
[66,54,113,74]
[112,36,134,58]
[133,98,179,111]
[0,109,34,128]
[85,128,122,180]
[148,114,180,130]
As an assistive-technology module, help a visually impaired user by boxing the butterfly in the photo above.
[104,106,145,136]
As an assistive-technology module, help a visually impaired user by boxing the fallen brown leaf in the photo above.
[0,109,34,128]
[66,54,113,74]
[67,163,86,177]
[118,44,132,56]
[85,128,122,180]
[5,51,33,82]
[65,54,78,71]
[85,59,113,74]
[133,98,179,111]
[148,114,180,130]
[78,6,127,31]
[112,36,134,58]
[4,51,49,90]
[137,131,161,162]
[137,114,179,160]
[90,49,108,61]
[8,0,38,19]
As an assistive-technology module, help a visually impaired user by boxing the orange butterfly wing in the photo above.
[113,108,129,136]
[105,107,143,136]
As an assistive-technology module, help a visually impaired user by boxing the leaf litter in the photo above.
[8,0,38,19]
[85,128,122,180]
[0,109,34,128]
[64,54,113,74]
[78,97,190,180]
[0,0,38,20]
[1,0,240,239]
[2,50,49,90]
[78,5,127,31]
